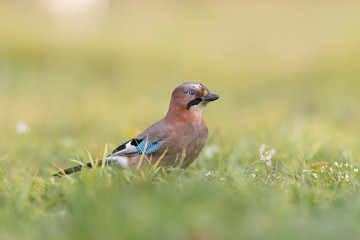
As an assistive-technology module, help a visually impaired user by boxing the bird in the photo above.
[54,82,219,177]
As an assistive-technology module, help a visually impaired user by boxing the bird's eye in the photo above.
[188,89,196,96]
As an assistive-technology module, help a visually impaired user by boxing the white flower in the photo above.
[49,177,55,184]
[259,144,266,153]
[270,148,276,155]
[204,145,220,158]
[205,171,216,177]
[354,168,358,173]
[266,160,272,167]
[312,173,318,179]
[345,174,350,181]
[334,162,338,167]
[260,152,272,161]
[259,144,275,167]
[16,121,30,134]
[251,173,256,178]
[58,209,66,217]
[219,177,224,181]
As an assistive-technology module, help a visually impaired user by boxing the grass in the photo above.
[1,1,360,239]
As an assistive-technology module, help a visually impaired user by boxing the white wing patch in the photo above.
[105,155,129,169]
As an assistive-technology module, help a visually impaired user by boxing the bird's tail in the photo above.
[52,159,108,177]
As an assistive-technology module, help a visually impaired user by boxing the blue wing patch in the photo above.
[136,140,163,154]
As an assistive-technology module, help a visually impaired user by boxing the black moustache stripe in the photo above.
[186,98,202,110]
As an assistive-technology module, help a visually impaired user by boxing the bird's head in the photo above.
[168,82,219,116]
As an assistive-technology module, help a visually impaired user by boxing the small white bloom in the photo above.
[49,177,55,184]
[266,160,272,167]
[255,169,259,172]
[334,162,338,167]
[270,148,276,155]
[205,171,216,178]
[354,168,358,173]
[342,150,351,160]
[251,173,256,178]
[260,144,266,153]
[204,145,220,158]
[219,177,224,181]
[16,121,30,134]
[345,174,350,181]
[58,209,66,217]
[312,173,318,179]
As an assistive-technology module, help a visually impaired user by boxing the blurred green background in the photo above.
[1,1,360,239]
[2,0,360,168]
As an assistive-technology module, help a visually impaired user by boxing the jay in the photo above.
[54,82,219,176]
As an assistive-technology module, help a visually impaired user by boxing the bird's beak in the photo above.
[202,93,220,102]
